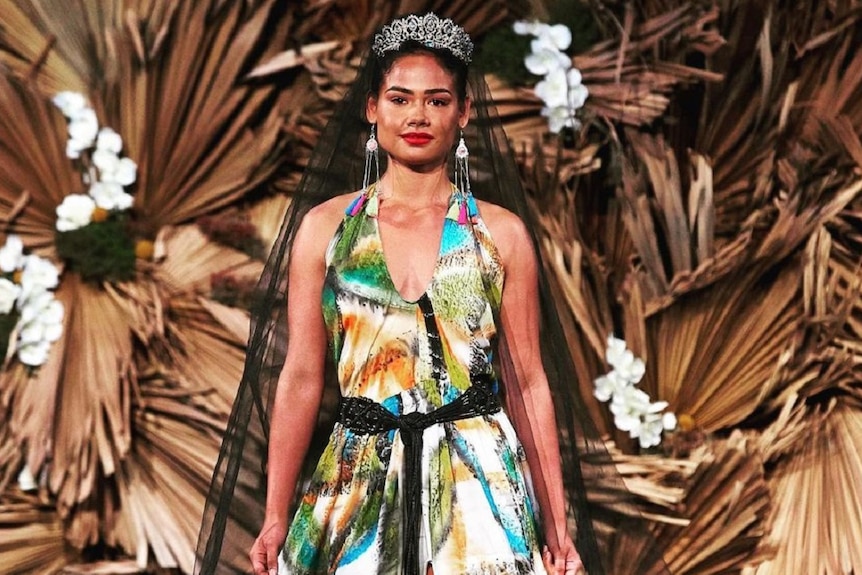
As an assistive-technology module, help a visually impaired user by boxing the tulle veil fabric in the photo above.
[194,23,668,575]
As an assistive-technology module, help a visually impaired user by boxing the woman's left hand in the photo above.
[542,536,584,575]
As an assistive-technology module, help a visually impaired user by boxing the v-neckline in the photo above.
[373,195,451,305]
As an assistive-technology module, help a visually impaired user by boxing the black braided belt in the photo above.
[337,376,500,575]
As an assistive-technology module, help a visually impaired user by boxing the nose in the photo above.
[407,101,428,126]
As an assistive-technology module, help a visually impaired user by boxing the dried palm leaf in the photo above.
[0,0,180,93]
[615,132,756,313]
[0,492,73,573]
[758,226,862,414]
[659,432,771,574]
[0,73,80,251]
[0,1,293,569]
[624,257,804,433]
[750,400,862,575]
[0,0,294,231]
[573,4,723,127]
[246,194,292,251]
[599,432,770,575]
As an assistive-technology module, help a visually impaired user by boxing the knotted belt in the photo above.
[336,294,501,575]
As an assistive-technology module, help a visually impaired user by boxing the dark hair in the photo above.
[368,40,469,103]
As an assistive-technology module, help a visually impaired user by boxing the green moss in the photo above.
[475,25,534,86]
[548,0,600,54]
[0,309,18,360]
[56,216,136,283]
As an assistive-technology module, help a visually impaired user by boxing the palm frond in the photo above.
[0,492,73,573]
[751,400,862,575]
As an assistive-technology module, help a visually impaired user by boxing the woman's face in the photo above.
[366,53,470,171]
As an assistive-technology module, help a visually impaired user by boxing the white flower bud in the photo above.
[89,182,133,211]
[17,464,38,492]
[17,340,51,366]
[0,278,21,314]
[52,91,88,118]
[92,148,120,174]
[513,20,541,36]
[96,127,123,153]
[56,193,96,231]
[525,46,571,76]
[66,108,99,153]
[534,23,572,51]
[20,256,60,293]
[0,234,24,273]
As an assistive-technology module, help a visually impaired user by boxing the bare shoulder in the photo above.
[304,191,357,227]
[476,199,532,262]
[293,191,358,256]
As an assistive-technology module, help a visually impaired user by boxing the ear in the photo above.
[366,94,378,124]
[458,96,472,129]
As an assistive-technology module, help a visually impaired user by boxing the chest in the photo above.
[376,208,447,303]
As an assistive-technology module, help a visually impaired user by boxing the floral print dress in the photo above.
[279,185,548,575]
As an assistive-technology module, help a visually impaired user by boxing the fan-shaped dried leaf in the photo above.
[750,401,862,575]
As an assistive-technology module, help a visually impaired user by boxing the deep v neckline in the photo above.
[373,195,451,305]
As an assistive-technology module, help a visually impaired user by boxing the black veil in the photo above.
[195,18,668,575]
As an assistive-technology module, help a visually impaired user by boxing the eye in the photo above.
[389,96,407,104]
[429,98,451,107]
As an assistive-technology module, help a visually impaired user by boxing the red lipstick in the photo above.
[402,132,433,145]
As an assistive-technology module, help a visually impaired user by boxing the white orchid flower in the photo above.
[92,148,120,174]
[605,335,627,363]
[20,255,60,293]
[0,234,24,273]
[88,182,134,211]
[0,278,21,314]
[56,194,96,231]
[513,20,542,36]
[525,46,571,76]
[662,411,678,431]
[605,335,646,383]
[42,310,65,343]
[540,106,577,133]
[535,68,570,108]
[610,386,652,415]
[101,157,138,187]
[18,321,45,345]
[96,127,124,154]
[52,91,88,118]
[532,23,572,51]
[568,72,589,110]
[16,339,51,367]
[17,464,38,492]
[637,420,664,449]
[593,370,628,402]
[66,108,99,158]
[18,284,53,316]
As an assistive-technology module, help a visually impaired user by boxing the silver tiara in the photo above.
[372,13,473,64]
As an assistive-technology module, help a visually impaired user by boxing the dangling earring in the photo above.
[449,130,477,224]
[363,123,380,191]
[348,123,381,217]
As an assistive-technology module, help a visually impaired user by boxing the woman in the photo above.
[196,12,662,575]
[253,15,579,575]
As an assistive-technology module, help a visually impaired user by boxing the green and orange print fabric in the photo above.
[280,185,548,575]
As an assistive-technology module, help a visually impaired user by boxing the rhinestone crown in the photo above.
[372,13,473,64]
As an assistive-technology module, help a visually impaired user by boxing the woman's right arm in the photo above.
[250,205,338,575]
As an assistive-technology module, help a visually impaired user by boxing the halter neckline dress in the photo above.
[279,184,548,575]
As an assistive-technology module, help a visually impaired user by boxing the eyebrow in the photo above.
[385,86,453,96]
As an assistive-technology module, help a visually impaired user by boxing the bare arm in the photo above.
[486,205,583,575]
[251,201,344,575]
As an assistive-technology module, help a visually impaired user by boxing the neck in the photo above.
[378,164,451,206]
